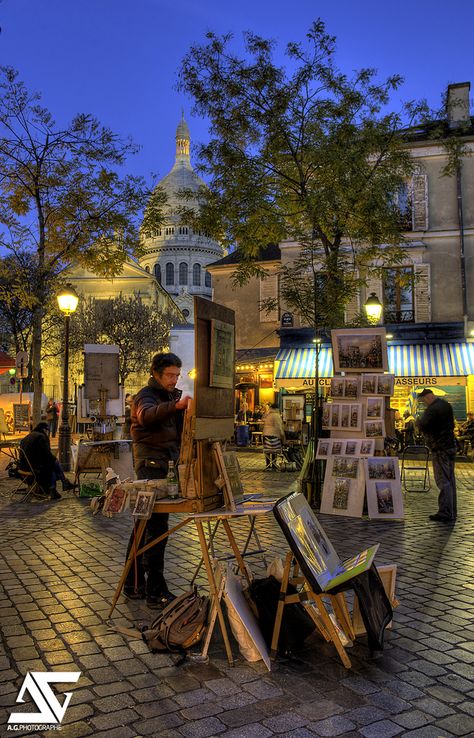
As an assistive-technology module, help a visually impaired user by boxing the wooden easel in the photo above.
[108,501,274,665]
[271,551,355,669]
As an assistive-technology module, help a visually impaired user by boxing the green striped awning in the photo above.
[275,343,474,380]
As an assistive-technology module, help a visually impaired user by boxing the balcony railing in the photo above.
[384,309,415,324]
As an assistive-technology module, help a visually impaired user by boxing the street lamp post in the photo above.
[57,285,79,471]
[365,292,383,324]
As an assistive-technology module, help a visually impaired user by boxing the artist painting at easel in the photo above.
[123,352,191,609]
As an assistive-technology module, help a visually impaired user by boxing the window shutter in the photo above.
[344,291,360,323]
[414,263,431,322]
[412,174,428,231]
[259,274,279,322]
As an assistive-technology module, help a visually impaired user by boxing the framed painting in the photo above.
[360,438,376,456]
[330,377,345,398]
[361,374,378,395]
[364,419,386,438]
[330,440,345,455]
[209,319,235,389]
[282,395,305,422]
[349,403,362,431]
[376,374,395,396]
[344,377,360,399]
[364,456,403,519]
[352,564,397,635]
[366,397,384,420]
[344,440,361,456]
[320,457,366,517]
[132,490,157,519]
[332,456,360,479]
[322,403,331,429]
[331,328,388,373]
[316,439,331,458]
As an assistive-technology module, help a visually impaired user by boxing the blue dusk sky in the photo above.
[1,0,473,185]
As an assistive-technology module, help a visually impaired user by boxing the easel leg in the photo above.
[200,566,226,660]
[108,518,147,619]
[331,592,355,642]
[190,519,221,587]
[222,519,251,585]
[270,551,292,658]
[195,520,234,666]
[311,593,352,669]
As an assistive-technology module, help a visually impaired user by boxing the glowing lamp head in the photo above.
[364,292,383,324]
[57,285,79,315]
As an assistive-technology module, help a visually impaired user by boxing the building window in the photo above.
[145,265,150,273]
[179,262,188,286]
[182,308,190,319]
[205,271,212,288]
[165,227,175,236]
[166,262,174,286]
[382,266,415,323]
[179,226,189,235]
[154,263,161,283]
[395,183,412,230]
[193,263,201,286]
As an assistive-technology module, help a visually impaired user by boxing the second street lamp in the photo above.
[364,292,383,324]
[57,284,79,471]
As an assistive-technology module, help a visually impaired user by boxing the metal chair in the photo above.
[401,445,431,494]
[13,447,43,502]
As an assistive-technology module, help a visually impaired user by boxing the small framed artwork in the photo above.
[209,319,235,389]
[376,374,395,396]
[332,456,360,479]
[364,456,403,519]
[103,484,128,515]
[366,397,384,420]
[321,457,366,517]
[282,395,305,421]
[331,328,388,373]
[345,440,361,456]
[340,404,350,429]
[322,403,330,429]
[360,438,376,456]
[344,377,360,399]
[330,377,345,398]
[330,440,345,455]
[365,456,398,481]
[132,490,156,519]
[349,404,362,431]
[366,480,404,519]
[316,439,331,458]
[330,404,341,429]
[364,419,386,438]
[361,374,378,395]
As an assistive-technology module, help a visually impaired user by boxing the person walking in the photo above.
[262,403,285,470]
[416,388,457,523]
[45,399,59,438]
[124,352,191,609]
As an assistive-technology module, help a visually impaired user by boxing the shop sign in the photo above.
[281,312,294,328]
[395,376,466,387]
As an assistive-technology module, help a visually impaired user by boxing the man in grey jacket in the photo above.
[417,388,457,523]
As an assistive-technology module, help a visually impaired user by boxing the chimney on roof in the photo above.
[446,82,471,129]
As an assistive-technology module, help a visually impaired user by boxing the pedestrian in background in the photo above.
[121,393,133,440]
[124,353,191,609]
[262,403,285,471]
[417,388,457,523]
[46,398,59,438]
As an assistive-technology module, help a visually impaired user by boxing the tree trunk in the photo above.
[31,304,43,425]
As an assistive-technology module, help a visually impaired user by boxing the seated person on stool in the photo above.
[19,422,74,499]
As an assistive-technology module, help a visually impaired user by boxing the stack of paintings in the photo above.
[319,328,403,520]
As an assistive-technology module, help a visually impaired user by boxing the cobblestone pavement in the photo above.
[0,449,473,738]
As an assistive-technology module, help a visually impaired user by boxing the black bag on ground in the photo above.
[248,575,315,654]
[142,590,209,655]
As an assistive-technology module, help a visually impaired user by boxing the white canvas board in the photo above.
[364,457,404,520]
[224,567,270,671]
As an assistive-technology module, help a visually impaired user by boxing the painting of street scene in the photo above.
[332,456,359,478]
[344,377,360,398]
[377,374,395,396]
[360,439,375,455]
[333,478,351,510]
[366,397,384,419]
[332,329,388,373]
[330,377,344,397]
[366,457,398,480]
[365,419,385,438]
[375,482,395,514]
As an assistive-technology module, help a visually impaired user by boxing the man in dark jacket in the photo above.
[124,352,191,609]
[19,422,74,499]
[416,388,457,523]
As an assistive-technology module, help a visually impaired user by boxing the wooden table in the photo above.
[108,499,275,665]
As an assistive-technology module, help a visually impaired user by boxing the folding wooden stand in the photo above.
[271,551,355,669]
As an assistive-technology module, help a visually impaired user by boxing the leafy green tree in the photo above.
[179,20,425,327]
[0,67,165,421]
[70,294,177,386]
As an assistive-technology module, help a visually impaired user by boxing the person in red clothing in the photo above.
[123,353,191,609]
